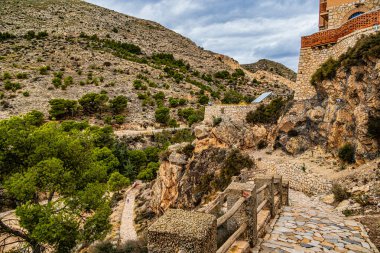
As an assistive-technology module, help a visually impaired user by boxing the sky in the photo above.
[85,0,320,71]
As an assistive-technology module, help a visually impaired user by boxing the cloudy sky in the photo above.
[85,0,319,71]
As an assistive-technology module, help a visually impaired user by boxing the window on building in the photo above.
[348,12,365,20]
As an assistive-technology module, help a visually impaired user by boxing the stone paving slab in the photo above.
[259,190,378,253]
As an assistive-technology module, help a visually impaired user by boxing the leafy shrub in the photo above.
[153,92,165,101]
[180,144,195,158]
[108,172,130,192]
[232,69,245,78]
[63,76,74,87]
[25,31,48,40]
[168,118,179,128]
[163,67,184,83]
[39,65,51,75]
[16,73,29,79]
[214,70,231,79]
[198,94,209,105]
[311,32,380,85]
[60,120,90,132]
[0,32,16,41]
[109,95,128,114]
[133,80,147,90]
[332,183,351,202]
[178,107,205,126]
[2,72,12,80]
[257,140,268,149]
[4,80,21,91]
[52,77,62,88]
[79,93,109,115]
[49,99,78,119]
[22,91,30,97]
[310,58,340,86]
[222,90,243,104]
[213,117,222,127]
[155,107,170,124]
[114,115,126,124]
[151,53,188,70]
[338,143,355,164]
[246,98,286,124]
[137,162,160,181]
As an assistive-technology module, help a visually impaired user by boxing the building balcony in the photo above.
[302,9,380,48]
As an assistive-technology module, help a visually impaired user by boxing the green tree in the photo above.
[0,117,119,252]
[222,90,243,104]
[79,92,109,115]
[49,99,78,119]
[108,172,130,192]
[109,95,128,114]
[155,107,170,125]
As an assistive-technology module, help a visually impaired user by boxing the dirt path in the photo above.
[114,127,190,138]
[119,187,139,244]
[260,190,379,252]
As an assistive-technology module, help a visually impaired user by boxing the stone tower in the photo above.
[295,0,380,100]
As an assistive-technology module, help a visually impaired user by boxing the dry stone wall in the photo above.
[255,160,332,195]
[203,104,259,125]
[295,27,378,100]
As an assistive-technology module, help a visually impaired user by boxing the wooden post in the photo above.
[276,176,283,210]
[245,184,257,248]
[269,176,275,218]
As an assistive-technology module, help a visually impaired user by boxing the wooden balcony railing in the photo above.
[302,9,380,48]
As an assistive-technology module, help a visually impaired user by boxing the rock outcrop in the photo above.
[272,58,380,161]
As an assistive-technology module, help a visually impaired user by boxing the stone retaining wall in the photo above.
[256,161,332,195]
[295,27,378,100]
[203,104,259,125]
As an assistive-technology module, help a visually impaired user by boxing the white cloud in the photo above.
[85,0,320,71]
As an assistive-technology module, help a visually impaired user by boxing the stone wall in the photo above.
[255,160,332,195]
[327,0,380,29]
[295,27,378,100]
[203,104,259,125]
[147,209,217,253]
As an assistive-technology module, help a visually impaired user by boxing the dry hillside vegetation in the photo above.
[0,0,293,127]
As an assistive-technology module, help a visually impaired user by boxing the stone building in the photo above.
[295,0,380,100]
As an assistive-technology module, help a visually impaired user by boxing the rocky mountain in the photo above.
[242,59,297,82]
[0,0,294,128]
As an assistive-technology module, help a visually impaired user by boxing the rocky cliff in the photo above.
[272,33,380,162]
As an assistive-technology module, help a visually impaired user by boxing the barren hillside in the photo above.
[0,0,293,127]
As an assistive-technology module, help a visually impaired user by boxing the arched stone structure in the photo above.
[342,6,370,23]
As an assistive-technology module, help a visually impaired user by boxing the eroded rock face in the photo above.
[194,120,270,152]
[273,59,379,160]
[150,143,254,214]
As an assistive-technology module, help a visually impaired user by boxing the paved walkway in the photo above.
[260,190,378,253]
[119,188,138,244]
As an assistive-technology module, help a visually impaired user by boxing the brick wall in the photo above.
[327,0,380,29]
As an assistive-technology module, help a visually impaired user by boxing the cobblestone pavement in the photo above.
[259,190,378,253]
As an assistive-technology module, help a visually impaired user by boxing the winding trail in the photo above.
[119,187,139,244]
[259,190,379,253]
